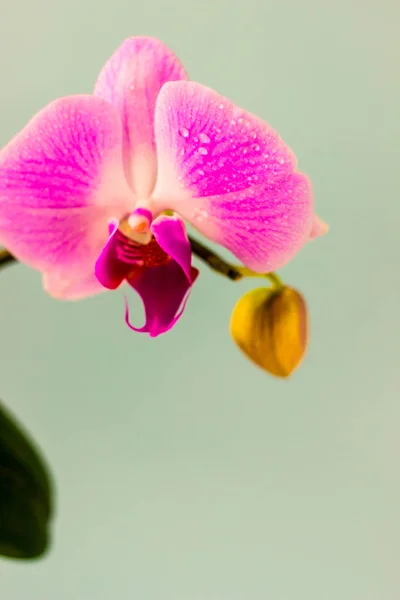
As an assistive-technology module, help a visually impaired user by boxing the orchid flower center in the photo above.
[118,208,153,246]
[115,208,170,269]
[95,207,170,290]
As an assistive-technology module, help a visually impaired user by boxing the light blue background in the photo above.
[0,0,399,598]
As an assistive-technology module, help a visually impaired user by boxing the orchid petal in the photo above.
[0,95,133,296]
[126,261,199,337]
[309,214,329,239]
[150,213,192,281]
[94,37,187,197]
[153,81,313,273]
[95,227,140,291]
[43,270,105,300]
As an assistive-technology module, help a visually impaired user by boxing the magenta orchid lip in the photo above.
[0,36,327,337]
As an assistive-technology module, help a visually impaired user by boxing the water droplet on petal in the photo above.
[251,143,260,151]
[197,169,205,176]
[193,208,209,222]
[179,127,189,138]
[199,132,210,144]
[198,147,208,156]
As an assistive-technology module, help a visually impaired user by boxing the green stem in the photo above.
[187,236,243,281]
[0,248,16,269]
[187,235,283,288]
[234,266,284,289]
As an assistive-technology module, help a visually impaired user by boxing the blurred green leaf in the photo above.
[0,401,53,560]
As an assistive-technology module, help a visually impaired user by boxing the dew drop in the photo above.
[251,143,260,151]
[198,147,208,155]
[179,126,189,138]
[199,132,210,144]
[197,169,205,176]
[193,208,208,222]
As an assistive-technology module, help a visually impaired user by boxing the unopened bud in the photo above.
[230,286,308,377]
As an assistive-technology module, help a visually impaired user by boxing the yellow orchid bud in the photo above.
[230,286,308,377]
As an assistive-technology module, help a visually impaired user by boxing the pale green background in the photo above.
[0,0,399,598]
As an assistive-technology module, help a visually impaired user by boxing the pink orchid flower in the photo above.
[0,37,327,337]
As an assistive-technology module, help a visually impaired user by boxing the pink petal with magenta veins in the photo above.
[309,214,329,239]
[0,95,134,298]
[152,81,314,273]
[94,37,188,197]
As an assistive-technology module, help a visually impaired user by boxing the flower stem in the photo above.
[188,236,243,281]
[0,239,283,289]
[0,248,16,269]
[234,266,284,289]
[188,235,282,288]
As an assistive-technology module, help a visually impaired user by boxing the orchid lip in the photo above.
[96,212,197,336]
[94,220,171,291]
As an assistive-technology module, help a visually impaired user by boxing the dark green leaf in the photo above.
[0,401,54,559]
